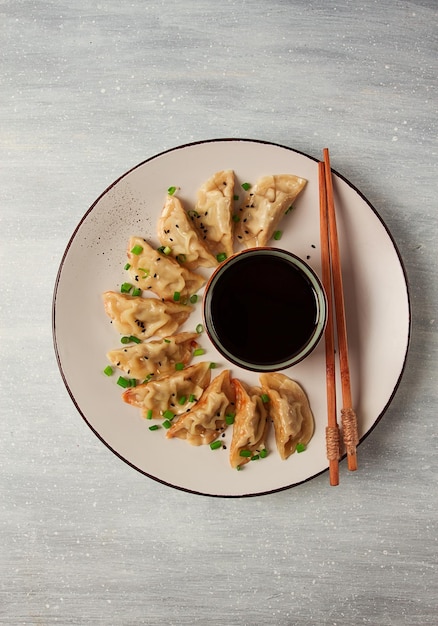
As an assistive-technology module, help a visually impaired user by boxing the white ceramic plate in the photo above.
[53,139,410,497]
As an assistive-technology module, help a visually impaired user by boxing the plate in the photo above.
[52,138,411,497]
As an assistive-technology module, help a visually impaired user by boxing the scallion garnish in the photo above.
[130,244,143,255]
[120,335,141,345]
[188,210,199,218]
[178,396,187,405]
[273,230,282,241]
[251,454,260,461]
[196,324,203,334]
[189,294,198,304]
[162,419,172,429]
[163,338,171,343]
[121,282,133,294]
[173,291,181,302]
[176,254,186,264]
[146,409,153,419]
[233,194,239,201]
[175,362,184,371]
[241,182,251,191]
[167,186,177,196]
[189,394,196,403]
[103,365,113,376]
[149,424,160,431]
[193,348,205,357]
[162,410,174,420]
[296,443,307,453]
[162,246,172,255]
[260,448,268,458]
[216,252,227,263]
[261,394,270,403]
[285,204,294,214]
[232,214,240,222]
[132,287,142,297]
[210,441,222,450]
[124,263,131,270]
[209,362,217,369]
[117,376,130,388]
[138,267,150,278]
[239,449,252,458]
[225,414,235,425]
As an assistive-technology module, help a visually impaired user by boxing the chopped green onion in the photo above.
[103,365,113,376]
[178,396,187,405]
[236,465,242,471]
[188,210,199,218]
[273,230,282,241]
[124,263,131,270]
[162,419,172,429]
[196,323,204,334]
[121,335,141,344]
[173,291,181,302]
[193,348,205,357]
[296,442,307,453]
[189,394,196,403]
[232,214,240,222]
[233,194,239,201]
[138,267,150,278]
[143,374,154,383]
[163,338,171,343]
[132,287,142,297]
[260,448,268,458]
[241,182,251,191]
[130,245,143,255]
[162,410,174,420]
[251,454,260,461]
[175,362,184,371]
[239,449,252,458]
[121,282,133,294]
[261,394,270,403]
[120,336,130,344]
[189,294,198,304]
[209,362,217,369]
[146,409,153,419]
[163,246,172,255]
[149,424,160,431]
[167,186,177,195]
[117,376,130,388]
[210,441,222,450]
[225,414,235,425]
[176,254,186,264]
[216,252,227,263]
[285,204,294,214]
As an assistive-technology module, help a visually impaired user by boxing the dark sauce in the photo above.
[209,254,318,367]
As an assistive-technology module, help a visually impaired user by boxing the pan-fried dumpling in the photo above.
[166,370,235,445]
[234,174,307,248]
[122,361,212,419]
[157,194,218,270]
[106,332,199,380]
[229,379,270,468]
[259,373,314,460]
[102,291,192,340]
[126,236,205,301]
[189,170,235,259]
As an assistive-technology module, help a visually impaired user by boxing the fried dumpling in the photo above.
[102,291,192,340]
[122,361,212,419]
[234,174,307,248]
[189,170,235,259]
[126,236,205,301]
[166,370,235,445]
[259,373,314,460]
[157,194,218,270]
[106,332,199,380]
[229,379,270,468]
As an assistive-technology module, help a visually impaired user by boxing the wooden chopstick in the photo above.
[322,148,359,471]
[319,161,340,485]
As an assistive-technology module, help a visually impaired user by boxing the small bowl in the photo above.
[203,247,327,372]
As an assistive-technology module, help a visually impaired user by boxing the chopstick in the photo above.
[318,161,340,485]
[321,148,359,472]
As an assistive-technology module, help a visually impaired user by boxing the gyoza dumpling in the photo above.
[189,170,235,259]
[229,379,270,468]
[127,237,205,301]
[106,332,199,380]
[157,194,218,270]
[259,373,314,460]
[166,370,235,445]
[102,291,192,340]
[122,361,212,419]
[235,174,307,248]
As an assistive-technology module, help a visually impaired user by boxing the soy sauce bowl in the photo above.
[203,247,327,372]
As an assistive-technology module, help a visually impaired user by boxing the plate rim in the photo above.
[52,137,412,497]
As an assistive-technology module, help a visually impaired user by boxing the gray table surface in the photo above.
[2,1,437,624]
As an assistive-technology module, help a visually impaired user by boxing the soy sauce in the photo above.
[209,253,318,367]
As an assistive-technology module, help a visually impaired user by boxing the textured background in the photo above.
[1,1,437,624]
